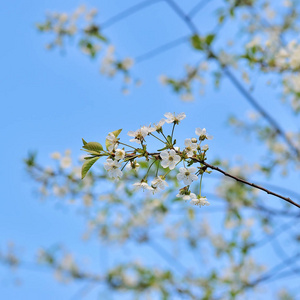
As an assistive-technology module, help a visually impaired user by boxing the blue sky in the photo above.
[1,0,299,299]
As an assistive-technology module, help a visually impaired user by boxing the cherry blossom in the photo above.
[176,167,198,185]
[160,150,181,170]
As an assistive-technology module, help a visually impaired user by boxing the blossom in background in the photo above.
[195,128,213,140]
[164,112,186,124]
[133,181,154,191]
[151,176,168,192]
[177,167,198,185]
[51,152,61,160]
[115,149,125,160]
[60,156,72,169]
[104,158,122,180]
[191,196,210,207]
[160,149,181,170]
[184,138,197,157]
[106,132,119,152]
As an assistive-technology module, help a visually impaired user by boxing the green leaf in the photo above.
[191,35,203,50]
[81,156,99,179]
[81,149,103,156]
[205,34,215,46]
[82,138,87,146]
[83,142,103,153]
[105,129,122,150]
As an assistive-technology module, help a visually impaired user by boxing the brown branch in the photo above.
[199,160,300,209]
[142,151,300,208]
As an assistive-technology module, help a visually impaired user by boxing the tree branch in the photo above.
[199,160,300,208]
[101,0,162,29]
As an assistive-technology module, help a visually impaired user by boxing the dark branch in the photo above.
[200,160,300,208]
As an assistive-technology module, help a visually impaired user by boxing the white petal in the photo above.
[177,112,186,120]
[164,112,173,119]
[173,155,181,164]
[169,161,176,170]
[127,131,136,137]
[169,149,176,156]
[179,167,186,173]
[161,160,170,168]
[195,128,202,136]
[177,173,184,181]
[160,150,169,159]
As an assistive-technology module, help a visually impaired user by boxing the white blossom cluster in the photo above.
[81,112,212,207]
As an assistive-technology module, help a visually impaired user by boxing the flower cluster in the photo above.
[81,112,213,207]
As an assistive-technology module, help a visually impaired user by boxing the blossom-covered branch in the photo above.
[81,112,300,209]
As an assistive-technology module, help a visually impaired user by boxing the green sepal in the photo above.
[157,146,168,151]
[81,156,99,179]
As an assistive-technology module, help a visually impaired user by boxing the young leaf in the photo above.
[83,142,103,153]
[205,34,215,46]
[81,149,103,156]
[81,156,99,179]
[82,138,88,146]
[191,35,203,50]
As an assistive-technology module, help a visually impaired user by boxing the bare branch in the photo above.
[101,0,162,29]
[200,160,300,208]
[188,0,213,19]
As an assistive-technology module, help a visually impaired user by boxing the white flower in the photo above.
[121,58,134,70]
[51,152,61,160]
[176,192,197,201]
[128,126,154,144]
[191,196,210,207]
[152,119,165,131]
[164,112,186,124]
[151,176,168,192]
[201,144,209,151]
[115,149,125,160]
[106,132,119,152]
[177,167,198,185]
[133,181,154,191]
[126,161,140,171]
[104,159,123,180]
[195,128,213,140]
[160,149,181,170]
[60,156,72,169]
[184,139,197,157]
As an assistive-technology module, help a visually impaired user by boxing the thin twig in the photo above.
[199,160,300,208]
[101,0,162,29]
[135,35,189,63]
[188,0,212,18]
